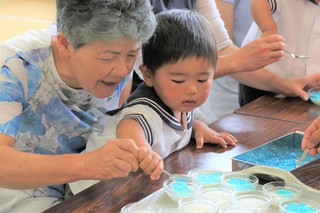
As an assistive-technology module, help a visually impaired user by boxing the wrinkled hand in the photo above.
[193,120,237,149]
[84,139,140,180]
[234,34,285,72]
[302,117,320,156]
[138,147,163,180]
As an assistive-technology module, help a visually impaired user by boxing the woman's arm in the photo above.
[0,134,140,188]
[251,0,278,36]
[232,69,320,101]
[195,0,284,78]
[215,0,235,40]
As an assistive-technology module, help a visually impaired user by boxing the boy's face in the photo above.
[145,57,214,114]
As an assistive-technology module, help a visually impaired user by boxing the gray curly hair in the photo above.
[56,0,156,49]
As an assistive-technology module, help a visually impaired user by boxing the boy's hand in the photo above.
[193,120,237,149]
[138,147,163,180]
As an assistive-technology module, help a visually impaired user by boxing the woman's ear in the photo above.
[56,32,72,57]
[139,64,154,87]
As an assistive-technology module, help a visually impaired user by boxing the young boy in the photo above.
[69,9,237,194]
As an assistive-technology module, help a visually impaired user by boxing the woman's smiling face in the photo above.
[68,36,140,98]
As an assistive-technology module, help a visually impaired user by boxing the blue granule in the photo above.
[195,173,222,185]
[309,89,320,101]
[233,133,320,171]
[227,177,255,191]
[171,182,192,193]
[284,201,318,213]
[174,177,188,182]
[275,189,295,198]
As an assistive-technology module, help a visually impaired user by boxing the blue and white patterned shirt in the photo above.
[0,26,131,198]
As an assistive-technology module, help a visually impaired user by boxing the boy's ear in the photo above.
[139,64,154,87]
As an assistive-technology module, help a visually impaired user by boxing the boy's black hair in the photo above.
[142,9,217,74]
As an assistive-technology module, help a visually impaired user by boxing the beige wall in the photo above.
[0,0,56,42]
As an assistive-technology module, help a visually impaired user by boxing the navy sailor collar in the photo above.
[106,82,193,131]
[269,0,318,13]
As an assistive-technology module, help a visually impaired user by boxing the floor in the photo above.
[0,0,56,43]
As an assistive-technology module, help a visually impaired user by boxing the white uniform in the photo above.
[69,83,193,194]
[200,0,253,122]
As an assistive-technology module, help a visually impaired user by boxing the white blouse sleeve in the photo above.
[194,0,233,51]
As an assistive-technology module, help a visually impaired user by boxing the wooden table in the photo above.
[234,94,320,124]
[44,113,319,213]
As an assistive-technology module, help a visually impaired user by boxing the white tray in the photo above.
[131,166,320,212]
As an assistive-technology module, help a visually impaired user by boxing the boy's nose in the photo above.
[186,84,197,94]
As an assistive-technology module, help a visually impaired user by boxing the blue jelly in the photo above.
[275,189,295,198]
[284,201,318,213]
[174,177,188,182]
[195,173,222,185]
[171,182,192,193]
[233,132,320,171]
[309,87,320,101]
[227,177,255,191]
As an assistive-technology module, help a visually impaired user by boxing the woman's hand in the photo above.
[84,139,140,180]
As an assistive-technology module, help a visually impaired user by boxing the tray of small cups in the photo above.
[120,166,320,213]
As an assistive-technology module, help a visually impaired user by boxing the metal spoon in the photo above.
[295,131,308,168]
[282,50,310,59]
[162,169,174,178]
[296,148,309,168]
[162,170,189,179]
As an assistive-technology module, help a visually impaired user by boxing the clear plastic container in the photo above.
[308,87,320,106]
[188,167,224,188]
[263,181,302,207]
[280,198,320,213]
[200,183,236,209]
[120,202,161,213]
[232,190,272,213]
[222,173,258,193]
[218,206,258,213]
[178,197,218,213]
[163,176,201,202]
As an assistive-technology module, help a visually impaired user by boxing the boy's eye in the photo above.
[172,80,184,84]
[198,79,209,83]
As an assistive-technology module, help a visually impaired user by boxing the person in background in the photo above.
[216,0,253,47]
[238,0,320,106]
[199,0,253,122]
[302,117,320,155]
[146,0,284,79]
[0,0,157,212]
[134,0,320,123]
[131,0,285,123]
[70,9,238,195]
